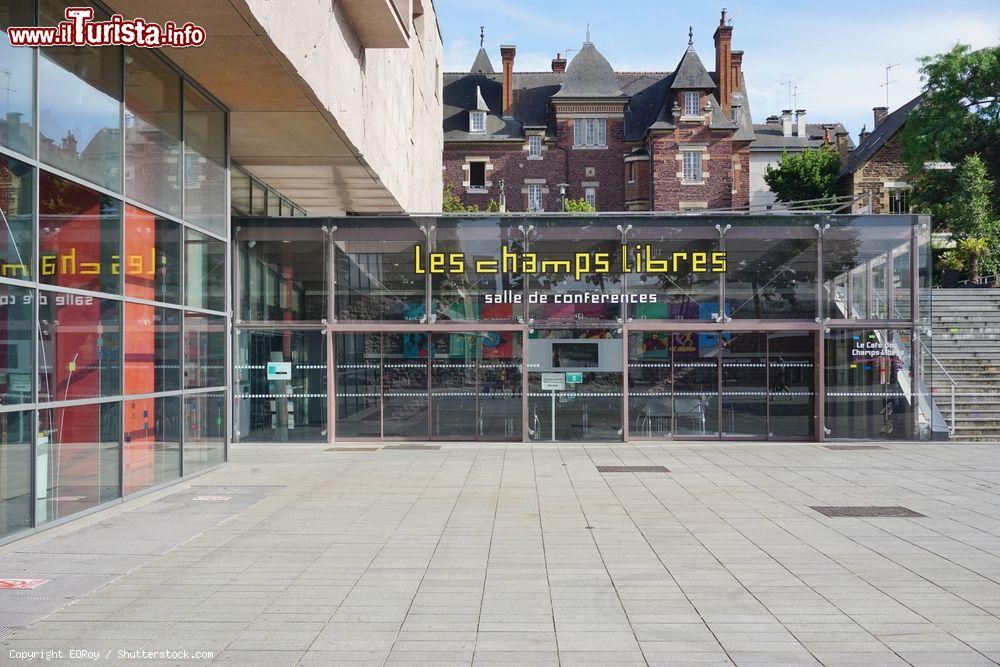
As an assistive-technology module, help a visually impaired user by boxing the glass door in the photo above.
[382,332,429,439]
[721,332,768,438]
[628,332,673,438]
[768,331,815,439]
[334,332,382,438]
[431,333,478,439]
[673,332,719,437]
[478,331,523,441]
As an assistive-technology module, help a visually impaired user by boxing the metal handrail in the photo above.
[915,335,957,435]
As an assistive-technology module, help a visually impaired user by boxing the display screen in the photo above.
[552,342,599,368]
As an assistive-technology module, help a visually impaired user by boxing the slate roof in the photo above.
[551,42,625,99]
[470,47,494,75]
[444,40,757,144]
[839,94,922,177]
[670,46,717,90]
[751,122,855,151]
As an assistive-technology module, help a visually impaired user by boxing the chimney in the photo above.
[730,49,743,89]
[500,44,516,117]
[835,129,850,170]
[822,125,832,145]
[781,109,793,137]
[795,109,806,137]
[551,52,566,73]
[859,124,870,143]
[713,8,733,117]
[873,106,888,127]
[765,114,779,124]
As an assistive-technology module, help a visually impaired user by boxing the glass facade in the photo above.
[0,2,229,543]
[234,213,934,446]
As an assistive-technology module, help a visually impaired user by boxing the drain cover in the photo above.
[382,445,441,450]
[811,506,925,518]
[325,447,380,451]
[824,445,886,450]
[597,465,669,473]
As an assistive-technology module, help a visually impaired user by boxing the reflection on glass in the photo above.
[183,82,226,234]
[433,219,524,322]
[124,47,182,216]
[0,283,32,406]
[528,223,622,321]
[239,232,327,321]
[236,330,327,442]
[721,332,767,437]
[334,226,425,321]
[0,153,33,280]
[124,303,180,394]
[0,0,35,156]
[0,410,32,539]
[231,168,250,215]
[38,0,122,191]
[432,333,478,438]
[184,313,226,389]
[184,392,224,473]
[382,332,428,438]
[124,205,181,304]
[825,329,913,440]
[124,396,180,495]
[250,179,265,217]
[725,231,817,319]
[628,229,720,321]
[185,228,226,312]
[824,219,911,320]
[36,402,120,524]
[478,331,522,440]
[37,292,121,402]
[39,172,122,294]
[335,332,381,438]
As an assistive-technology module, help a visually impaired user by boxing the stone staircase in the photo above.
[930,289,1000,441]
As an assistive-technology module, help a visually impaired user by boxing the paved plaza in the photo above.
[3,441,1000,666]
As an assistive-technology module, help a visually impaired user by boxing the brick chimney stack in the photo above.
[730,49,743,89]
[873,106,888,127]
[551,53,566,73]
[500,45,516,116]
[835,129,850,170]
[713,8,734,116]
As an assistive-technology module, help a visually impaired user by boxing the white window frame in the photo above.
[527,134,542,158]
[527,184,543,212]
[627,162,636,184]
[684,91,700,116]
[470,111,486,134]
[887,186,911,214]
[731,107,741,124]
[573,118,607,148]
[585,187,596,209]
[682,150,702,183]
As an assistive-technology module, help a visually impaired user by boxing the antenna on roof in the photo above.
[780,80,796,109]
[881,63,899,108]
[792,84,803,110]
[728,11,740,24]
[479,25,485,48]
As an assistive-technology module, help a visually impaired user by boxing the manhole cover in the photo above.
[325,447,381,452]
[382,445,441,450]
[811,506,925,518]
[823,445,887,450]
[597,465,669,473]
[0,579,47,590]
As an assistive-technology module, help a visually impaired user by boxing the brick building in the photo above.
[443,11,755,212]
[838,95,922,214]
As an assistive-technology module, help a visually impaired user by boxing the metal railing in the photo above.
[916,335,957,436]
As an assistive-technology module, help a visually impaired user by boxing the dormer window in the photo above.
[683,91,700,116]
[731,107,741,124]
[470,111,486,134]
[528,134,542,158]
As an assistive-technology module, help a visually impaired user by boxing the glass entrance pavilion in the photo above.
[234,213,938,444]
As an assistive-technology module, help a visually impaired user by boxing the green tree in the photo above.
[763,149,841,207]
[442,184,479,212]
[957,237,992,284]
[900,44,999,214]
[563,197,596,212]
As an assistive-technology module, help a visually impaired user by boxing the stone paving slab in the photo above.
[1,442,1000,665]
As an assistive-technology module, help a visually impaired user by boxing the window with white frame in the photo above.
[682,150,702,182]
[731,106,741,124]
[683,91,700,116]
[470,111,486,134]
[585,187,596,209]
[573,118,607,148]
[527,134,542,158]
[627,161,636,183]
[888,187,910,213]
[527,184,543,211]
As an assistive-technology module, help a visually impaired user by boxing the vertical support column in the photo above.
[618,223,631,442]
[910,221,921,439]
[814,222,827,442]
[326,330,335,445]
[325,226,335,444]
[518,223,532,443]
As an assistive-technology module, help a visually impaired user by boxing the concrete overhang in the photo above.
[106,0,404,215]
[340,0,409,48]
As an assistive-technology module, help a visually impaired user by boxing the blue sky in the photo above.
[436,0,1000,141]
